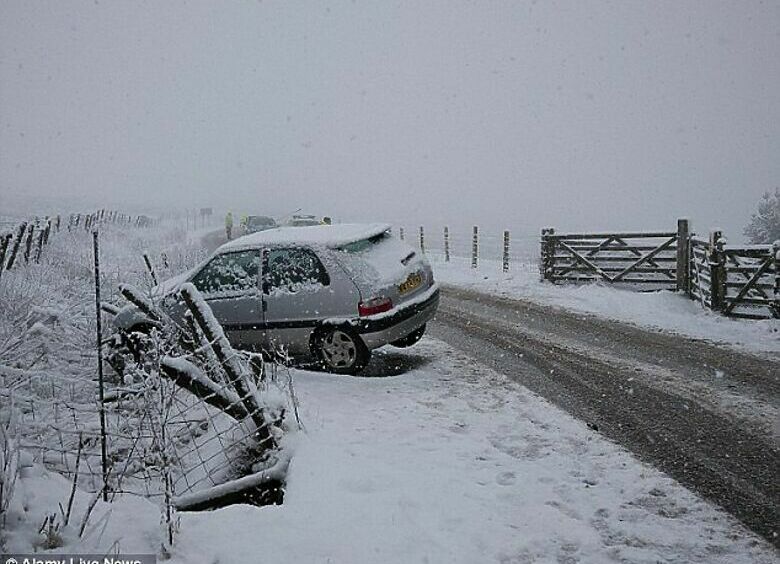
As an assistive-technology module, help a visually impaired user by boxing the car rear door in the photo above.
[188,249,266,349]
[262,246,360,355]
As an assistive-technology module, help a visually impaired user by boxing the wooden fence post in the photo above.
[708,230,726,312]
[143,252,158,285]
[443,226,450,262]
[471,226,479,269]
[6,223,25,271]
[23,224,35,263]
[34,229,45,263]
[0,233,11,282]
[43,218,51,245]
[676,218,690,294]
[179,284,273,444]
[773,242,780,318]
[540,228,555,281]
[419,226,425,253]
[503,230,510,273]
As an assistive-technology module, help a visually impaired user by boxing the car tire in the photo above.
[312,326,370,375]
[390,323,426,348]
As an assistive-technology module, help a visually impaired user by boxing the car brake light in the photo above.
[358,296,393,317]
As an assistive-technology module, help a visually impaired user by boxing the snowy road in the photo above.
[430,285,780,547]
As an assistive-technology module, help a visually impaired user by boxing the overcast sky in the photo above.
[1,1,778,241]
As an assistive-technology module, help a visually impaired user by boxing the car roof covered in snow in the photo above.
[217,223,392,252]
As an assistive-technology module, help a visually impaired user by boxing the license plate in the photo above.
[398,272,423,294]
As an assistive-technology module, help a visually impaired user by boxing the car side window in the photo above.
[266,247,329,293]
[190,250,261,296]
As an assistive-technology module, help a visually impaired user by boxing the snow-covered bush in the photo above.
[744,188,780,244]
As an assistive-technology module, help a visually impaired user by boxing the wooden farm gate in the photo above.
[542,220,779,320]
[722,244,778,319]
[540,220,689,291]
[688,235,718,310]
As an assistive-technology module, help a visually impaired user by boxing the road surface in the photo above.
[429,285,779,546]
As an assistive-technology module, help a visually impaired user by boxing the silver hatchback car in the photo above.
[115,223,439,373]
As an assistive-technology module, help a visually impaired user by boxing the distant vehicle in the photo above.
[112,224,439,374]
[286,214,321,227]
[244,215,277,234]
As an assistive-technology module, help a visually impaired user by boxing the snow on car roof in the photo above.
[217,223,392,252]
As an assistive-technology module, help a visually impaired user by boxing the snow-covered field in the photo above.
[432,256,780,357]
[3,222,777,562]
[8,339,775,562]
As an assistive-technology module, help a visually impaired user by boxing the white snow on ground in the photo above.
[4,224,776,562]
[5,466,160,554]
[170,339,775,564]
[432,256,780,357]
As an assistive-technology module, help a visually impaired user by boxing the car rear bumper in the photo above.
[356,286,440,349]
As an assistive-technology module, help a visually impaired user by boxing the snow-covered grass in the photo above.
[4,464,159,554]
[432,255,780,357]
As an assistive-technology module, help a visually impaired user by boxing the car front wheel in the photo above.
[313,327,370,375]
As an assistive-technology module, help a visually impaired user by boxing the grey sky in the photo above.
[1,1,778,241]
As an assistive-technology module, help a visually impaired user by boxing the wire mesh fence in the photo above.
[391,223,540,271]
[0,216,291,529]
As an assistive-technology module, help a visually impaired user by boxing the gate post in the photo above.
[471,226,479,269]
[540,228,555,281]
[502,230,510,273]
[444,226,450,262]
[676,218,690,294]
[708,230,726,312]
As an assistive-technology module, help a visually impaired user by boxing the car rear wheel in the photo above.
[390,323,426,348]
[313,327,370,374]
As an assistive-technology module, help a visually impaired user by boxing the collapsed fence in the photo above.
[540,219,779,320]
[1,216,292,551]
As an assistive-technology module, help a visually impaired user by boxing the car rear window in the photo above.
[335,231,421,292]
[337,232,390,254]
